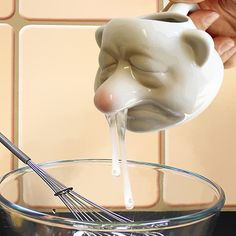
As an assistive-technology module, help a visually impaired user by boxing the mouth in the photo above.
[126,101,185,132]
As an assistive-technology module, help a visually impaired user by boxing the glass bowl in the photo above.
[0,159,225,236]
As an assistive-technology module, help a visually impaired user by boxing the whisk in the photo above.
[0,132,132,223]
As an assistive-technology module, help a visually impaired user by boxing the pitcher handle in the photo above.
[163,2,199,15]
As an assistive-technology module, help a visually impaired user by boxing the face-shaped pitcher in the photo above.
[94,3,224,132]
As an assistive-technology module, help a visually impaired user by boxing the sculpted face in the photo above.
[94,15,223,132]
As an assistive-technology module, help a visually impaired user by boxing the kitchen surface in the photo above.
[0,0,236,235]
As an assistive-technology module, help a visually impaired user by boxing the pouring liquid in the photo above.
[106,110,134,210]
[106,114,120,177]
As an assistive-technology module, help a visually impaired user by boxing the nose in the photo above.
[94,61,145,113]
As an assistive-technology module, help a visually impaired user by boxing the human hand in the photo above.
[170,0,236,68]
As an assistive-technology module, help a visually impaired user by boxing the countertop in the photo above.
[213,212,235,235]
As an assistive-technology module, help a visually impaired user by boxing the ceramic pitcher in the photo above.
[94,3,224,132]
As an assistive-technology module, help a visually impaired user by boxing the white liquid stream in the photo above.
[106,109,134,210]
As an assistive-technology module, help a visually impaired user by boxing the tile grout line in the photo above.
[1,0,167,206]
[0,2,105,173]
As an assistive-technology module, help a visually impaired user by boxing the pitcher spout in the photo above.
[94,62,146,114]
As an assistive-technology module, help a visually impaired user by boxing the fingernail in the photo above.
[219,41,235,55]
[204,12,220,27]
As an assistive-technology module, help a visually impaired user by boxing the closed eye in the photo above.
[129,55,167,73]
[99,51,117,70]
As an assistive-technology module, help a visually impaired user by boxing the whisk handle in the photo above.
[0,132,31,164]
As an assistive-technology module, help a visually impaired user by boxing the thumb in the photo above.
[189,10,220,30]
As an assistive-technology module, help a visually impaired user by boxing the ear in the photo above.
[95,26,105,48]
[181,29,214,67]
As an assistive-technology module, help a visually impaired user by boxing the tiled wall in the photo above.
[166,68,236,207]
[0,0,14,19]
[0,23,14,176]
[0,0,161,199]
[19,0,157,20]
[0,0,235,209]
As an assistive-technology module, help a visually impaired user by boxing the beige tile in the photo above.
[0,0,14,19]
[18,25,160,164]
[19,25,160,207]
[0,179,19,203]
[22,162,159,208]
[0,24,14,176]
[163,170,218,206]
[165,67,236,206]
[19,0,157,20]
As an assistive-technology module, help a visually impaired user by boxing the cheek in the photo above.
[151,77,200,115]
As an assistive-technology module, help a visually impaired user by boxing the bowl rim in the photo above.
[0,158,225,231]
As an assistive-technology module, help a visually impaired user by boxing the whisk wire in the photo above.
[27,161,66,193]
[72,191,132,223]
[0,132,132,223]
[68,193,108,222]
[27,161,100,222]
[27,160,132,223]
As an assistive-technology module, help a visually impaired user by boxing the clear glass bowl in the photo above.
[0,159,225,236]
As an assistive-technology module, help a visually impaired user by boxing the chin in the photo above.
[126,104,185,132]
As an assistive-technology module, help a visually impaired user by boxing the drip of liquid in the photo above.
[106,109,134,210]
[106,114,121,176]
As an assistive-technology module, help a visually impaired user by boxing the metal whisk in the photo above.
[0,132,132,223]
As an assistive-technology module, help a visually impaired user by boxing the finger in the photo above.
[224,51,236,69]
[189,10,220,30]
[213,36,236,68]
[214,37,235,56]
[224,49,236,68]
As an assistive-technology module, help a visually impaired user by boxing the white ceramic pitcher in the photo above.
[94,3,224,132]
